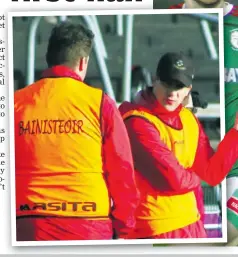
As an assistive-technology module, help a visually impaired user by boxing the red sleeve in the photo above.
[169,3,183,9]
[191,120,238,186]
[231,5,238,16]
[124,116,201,195]
[101,94,139,239]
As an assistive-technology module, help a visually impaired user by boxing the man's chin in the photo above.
[185,0,223,8]
[164,104,177,112]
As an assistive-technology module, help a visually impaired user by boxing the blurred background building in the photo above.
[12,12,222,238]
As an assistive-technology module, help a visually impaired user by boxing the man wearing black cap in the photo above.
[119,52,238,239]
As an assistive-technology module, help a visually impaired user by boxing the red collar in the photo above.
[41,65,83,82]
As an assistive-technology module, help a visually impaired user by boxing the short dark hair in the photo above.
[46,22,94,67]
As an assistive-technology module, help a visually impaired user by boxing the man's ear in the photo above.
[79,58,84,71]
[77,57,89,75]
[79,57,89,71]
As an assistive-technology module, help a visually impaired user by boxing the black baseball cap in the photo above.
[156,52,195,88]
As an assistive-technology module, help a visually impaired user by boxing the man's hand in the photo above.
[234,113,238,131]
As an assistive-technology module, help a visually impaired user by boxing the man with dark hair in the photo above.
[14,22,139,241]
[119,52,238,238]
[46,22,94,70]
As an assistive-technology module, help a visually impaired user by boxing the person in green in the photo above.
[155,0,238,245]
[223,3,238,245]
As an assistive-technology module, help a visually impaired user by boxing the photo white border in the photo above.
[8,8,226,247]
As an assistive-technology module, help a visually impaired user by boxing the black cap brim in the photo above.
[171,71,193,87]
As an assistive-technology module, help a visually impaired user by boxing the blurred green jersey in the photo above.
[224,4,238,178]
